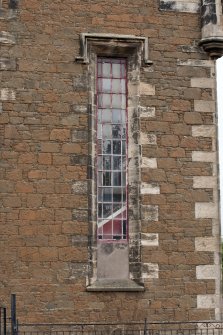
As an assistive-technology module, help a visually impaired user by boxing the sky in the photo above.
[216,56,223,235]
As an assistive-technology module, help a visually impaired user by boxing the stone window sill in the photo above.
[86,279,144,292]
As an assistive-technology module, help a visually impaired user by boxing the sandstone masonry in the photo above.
[0,0,222,324]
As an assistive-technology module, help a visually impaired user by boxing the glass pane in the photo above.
[122,127,126,139]
[112,125,122,139]
[113,188,122,202]
[113,172,121,186]
[97,124,102,139]
[121,110,126,123]
[103,204,112,218]
[103,124,112,139]
[113,141,121,154]
[112,63,121,77]
[112,109,122,123]
[112,94,122,108]
[102,62,111,77]
[113,156,121,170]
[98,109,102,123]
[103,140,111,154]
[100,78,112,93]
[98,203,102,218]
[98,172,103,186]
[113,203,122,214]
[122,172,126,186]
[98,188,103,201]
[122,188,126,201]
[122,140,126,154]
[112,79,126,94]
[103,156,111,170]
[103,188,112,202]
[101,110,112,123]
[122,156,126,169]
[113,220,122,238]
[103,172,111,186]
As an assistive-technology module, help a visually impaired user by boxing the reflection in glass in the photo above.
[103,140,111,154]
[112,125,122,139]
[103,124,112,139]
[103,188,112,202]
[103,204,112,217]
[112,109,122,123]
[103,156,111,170]
[103,172,111,186]
[113,188,122,202]
[113,172,122,186]
[113,141,121,154]
[113,156,121,170]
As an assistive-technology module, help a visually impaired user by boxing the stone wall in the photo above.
[0,0,222,323]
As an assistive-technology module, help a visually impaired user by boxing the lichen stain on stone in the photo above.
[101,243,114,255]
[201,2,217,27]
[159,1,176,11]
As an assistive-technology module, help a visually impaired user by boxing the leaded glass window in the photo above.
[96,58,127,241]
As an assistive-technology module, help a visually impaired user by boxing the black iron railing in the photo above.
[17,321,223,335]
[1,295,223,335]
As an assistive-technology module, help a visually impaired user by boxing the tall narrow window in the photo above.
[96,58,128,241]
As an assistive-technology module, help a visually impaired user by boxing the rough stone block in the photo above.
[141,233,159,246]
[142,263,159,279]
[195,237,218,251]
[141,182,160,194]
[191,78,215,89]
[141,157,157,169]
[192,125,215,137]
[195,202,218,219]
[141,205,159,221]
[193,176,216,188]
[196,265,218,279]
[192,151,216,162]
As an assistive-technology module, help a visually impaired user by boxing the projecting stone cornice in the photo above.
[199,36,223,59]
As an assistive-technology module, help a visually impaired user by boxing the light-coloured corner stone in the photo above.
[140,82,155,96]
[141,132,157,145]
[191,78,215,89]
[141,183,160,195]
[197,295,217,309]
[177,59,214,67]
[0,31,16,44]
[0,88,16,101]
[192,125,215,138]
[192,151,216,162]
[193,176,216,189]
[140,106,156,118]
[72,181,88,195]
[194,100,215,113]
[195,203,218,219]
[142,263,159,279]
[141,205,159,221]
[195,237,218,251]
[141,233,159,247]
[196,265,218,279]
[160,0,199,12]
[141,157,157,169]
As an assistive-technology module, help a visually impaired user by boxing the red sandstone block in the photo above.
[15,181,34,193]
